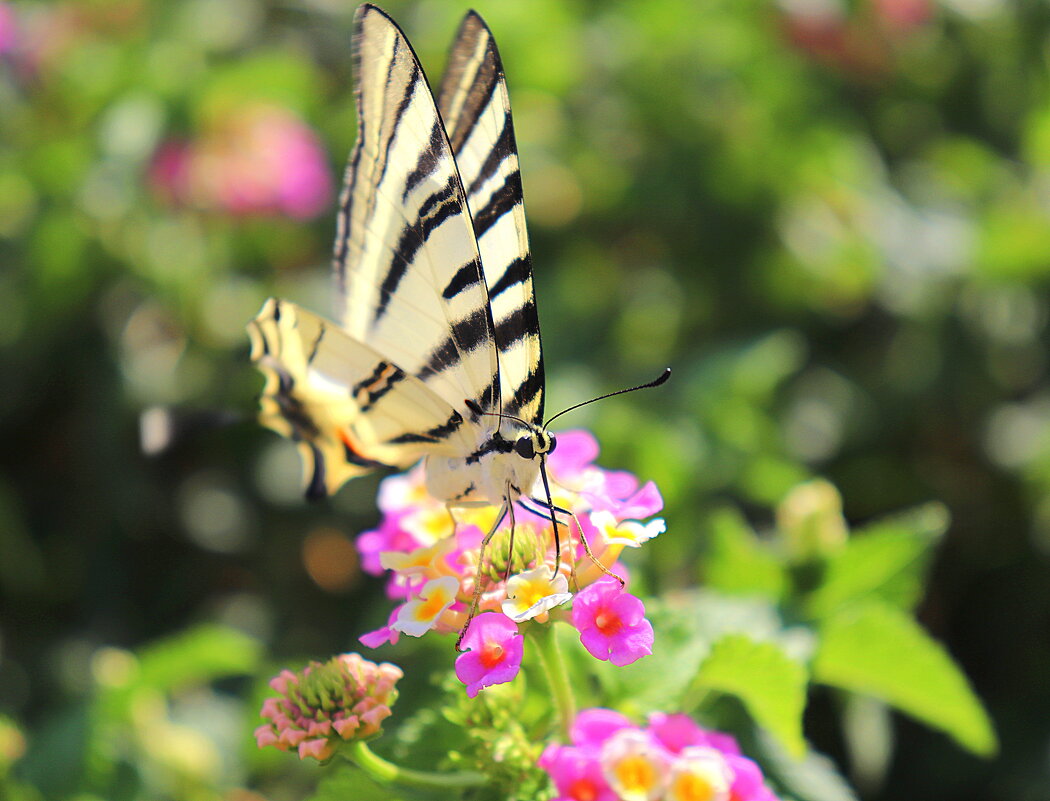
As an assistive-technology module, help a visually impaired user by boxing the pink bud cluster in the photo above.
[149,104,332,219]
[355,431,664,692]
[255,653,403,762]
[540,709,779,801]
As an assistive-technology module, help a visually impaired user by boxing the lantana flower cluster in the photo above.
[254,652,402,762]
[356,431,665,693]
[541,709,779,801]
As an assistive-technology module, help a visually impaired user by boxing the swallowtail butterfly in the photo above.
[248,5,666,574]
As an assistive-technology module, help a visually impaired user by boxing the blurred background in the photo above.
[1,0,1049,798]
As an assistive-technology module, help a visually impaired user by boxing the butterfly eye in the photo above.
[547,434,557,453]
[514,437,535,459]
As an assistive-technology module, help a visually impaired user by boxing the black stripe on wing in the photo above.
[437,11,545,425]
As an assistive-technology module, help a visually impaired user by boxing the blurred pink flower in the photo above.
[539,743,618,801]
[150,105,332,219]
[0,3,17,54]
[600,728,670,801]
[539,710,780,801]
[570,577,654,666]
[570,708,635,751]
[454,612,523,697]
[255,653,402,762]
[648,712,741,757]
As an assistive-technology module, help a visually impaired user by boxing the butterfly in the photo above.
[248,5,667,577]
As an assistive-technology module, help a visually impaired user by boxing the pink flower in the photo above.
[150,105,332,219]
[357,510,417,575]
[454,613,523,698]
[725,754,767,801]
[255,653,402,762]
[350,427,666,684]
[546,430,600,476]
[570,708,636,751]
[359,607,401,649]
[648,713,741,757]
[539,710,781,801]
[0,4,16,55]
[539,744,617,801]
[648,712,709,755]
[571,578,654,666]
[588,480,664,520]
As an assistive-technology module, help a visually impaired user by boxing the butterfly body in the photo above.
[425,421,556,505]
[249,5,549,514]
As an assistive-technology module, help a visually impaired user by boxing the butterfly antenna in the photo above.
[543,367,671,429]
[464,398,531,428]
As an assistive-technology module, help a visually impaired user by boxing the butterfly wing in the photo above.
[250,4,502,498]
[333,4,500,418]
[249,298,474,499]
[438,12,545,426]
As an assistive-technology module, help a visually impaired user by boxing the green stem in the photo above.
[527,623,576,736]
[344,740,486,790]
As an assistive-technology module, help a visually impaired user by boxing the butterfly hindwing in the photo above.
[334,5,500,418]
[438,12,544,426]
[249,298,474,498]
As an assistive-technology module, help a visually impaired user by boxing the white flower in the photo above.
[392,576,460,637]
[501,567,572,623]
[666,747,732,801]
[591,510,666,547]
[601,729,670,801]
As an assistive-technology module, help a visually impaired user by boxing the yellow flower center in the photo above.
[614,755,657,795]
[671,772,717,801]
[416,592,447,620]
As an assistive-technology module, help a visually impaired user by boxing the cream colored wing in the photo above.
[333,5,500,418]
[438,11,544,426]
[249,298,474,499]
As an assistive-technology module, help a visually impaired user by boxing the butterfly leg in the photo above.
[502,491,517,584]
[455,501,509,651]
[528,498,625,591]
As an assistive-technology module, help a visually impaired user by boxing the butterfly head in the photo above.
[514,429,556,460]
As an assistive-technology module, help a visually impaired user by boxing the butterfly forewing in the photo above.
[335,5,500,419]
[438,12,544,426]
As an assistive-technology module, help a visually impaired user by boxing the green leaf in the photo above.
[135,623,262,691]
[196,51,323,120]
[592,590,787,713]
[693,634,808,757]
[704,507,786,598]
[806,503,948,619]
[813,602,997,757]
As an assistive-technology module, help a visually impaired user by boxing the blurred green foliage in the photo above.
[2,0,1049,799]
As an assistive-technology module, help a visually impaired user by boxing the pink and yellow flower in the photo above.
[356,429,664,691]
[392,576,461,638]
[538,709,780,801]
[601,729,670,801]
[665,747,732,801]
